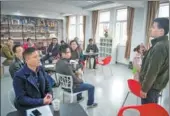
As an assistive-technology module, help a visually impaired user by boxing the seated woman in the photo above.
[70,40,84,70]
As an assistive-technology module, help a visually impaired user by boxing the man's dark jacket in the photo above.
[47,43,60,56]
[86,44,99,53]
[9,57,24,78]
[55,58,83,86]
[13,65,52,111]
[139,35,169,93]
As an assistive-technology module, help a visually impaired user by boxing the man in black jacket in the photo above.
[86,38,99,69]
[13,48,53,114]
[9,45,24,78]
[139,18,169,104]
[56,44,98,108]
[41,38,60,64]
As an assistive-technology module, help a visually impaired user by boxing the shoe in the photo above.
[87,103,98,109]
[77,97,85,103]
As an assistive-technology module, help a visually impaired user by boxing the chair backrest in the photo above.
[57,73,73,90]
[118,103,169,116]
[127,79,141,97]
[8,89,16,109]
[102,56,112,65]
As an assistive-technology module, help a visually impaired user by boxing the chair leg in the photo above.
[70,94,74,103]
[109,66,113,76]
[121,91,130,107]
[63,92,64,103]
[102,66,104,76]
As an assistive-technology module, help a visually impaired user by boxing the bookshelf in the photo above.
[99,37,113,57]
[1,15,63,46]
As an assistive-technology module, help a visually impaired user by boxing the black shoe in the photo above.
[87,103,98,109]
[77,97,85,103]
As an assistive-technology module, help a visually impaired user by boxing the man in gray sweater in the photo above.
[55,44,98,108]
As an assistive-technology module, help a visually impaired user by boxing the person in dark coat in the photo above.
[55,44,98,108]
[9,45,24,78]
[85,38,99,69]
[139,18,169,104]
[41,38,60,64]
[13,48,53,114]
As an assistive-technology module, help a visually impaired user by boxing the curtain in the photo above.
[145,1,159,48]
[125,7,135,59]
[66,16,69,43]
[83,16,86,50]
[92,10,98,43]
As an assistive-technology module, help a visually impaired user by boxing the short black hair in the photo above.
[154,18,169,35]
[12,45,21,53]
[27,38,31,42]
[23,47,36,59]
[60,44,70,54]
[61,40,65,43]
[89,38,93,42]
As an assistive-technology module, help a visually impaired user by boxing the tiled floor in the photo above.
[1,64,169,116]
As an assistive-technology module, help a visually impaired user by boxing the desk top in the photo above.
[83,52,99,56]
[6,103,88,116]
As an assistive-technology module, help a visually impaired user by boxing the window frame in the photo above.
[115,8,128,46]
[98,11,111,39]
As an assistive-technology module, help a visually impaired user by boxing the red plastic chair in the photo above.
[121,79,142,107]
[95,56,113,76]
[118,103,169,116]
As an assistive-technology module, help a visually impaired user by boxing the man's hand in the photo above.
[43,94,52,105]
[140,90,147,98]
[49,52,52,55]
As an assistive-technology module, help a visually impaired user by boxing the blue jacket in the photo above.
[13,65,52,111]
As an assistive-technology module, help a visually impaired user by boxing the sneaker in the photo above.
[87,103,98,109]
[77,97,85,103]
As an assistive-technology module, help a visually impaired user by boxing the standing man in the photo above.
[13,47,53,113]
[9,45,24,78]
[139,18,169,104]
[41,38,60,64]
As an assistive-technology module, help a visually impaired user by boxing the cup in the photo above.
[52,99,60,111]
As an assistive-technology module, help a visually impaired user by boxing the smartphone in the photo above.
[31,109,42,116]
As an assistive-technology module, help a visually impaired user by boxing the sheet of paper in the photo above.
[26,105,53,116]
[44,64,55,68]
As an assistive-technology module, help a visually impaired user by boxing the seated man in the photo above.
[55,44,98,108]
[86,38,99,69]
[2,38,14,65]
[9,45,24,78]
[13,47,53,113]
[41,38,60,64]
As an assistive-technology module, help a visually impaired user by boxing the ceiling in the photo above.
[1,1,146,19]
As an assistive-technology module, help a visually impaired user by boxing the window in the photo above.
[115,9,127,45]
[68,16,84,47]
[69,16,76,40]
[158,3,169,17]
[78,16,84,42]
[99,11,110,39]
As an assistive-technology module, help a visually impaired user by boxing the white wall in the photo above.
[130,2,148,61]
[85,12,92,50]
